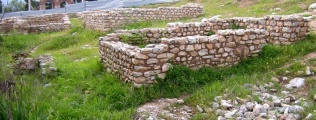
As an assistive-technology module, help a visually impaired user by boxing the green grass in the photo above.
[1,0,316,119]
[182,33,316,118]
[121,17,196,29]
[122,0,315,30]
[142,0,314,18]
[3,31,315,119]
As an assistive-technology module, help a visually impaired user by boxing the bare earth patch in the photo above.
[135,97,193,120]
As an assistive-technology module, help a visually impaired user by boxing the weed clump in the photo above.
[0,35,3,46]
[207,32,215,36]
[119,34,146,48]
[42,35,78,50]
[231,23,246,29]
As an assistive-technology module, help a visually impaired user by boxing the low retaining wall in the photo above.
[111,15,310,45]
[100,29,267,85]
[167,15,310,45]
[0,14,72,34]
[99,15,310,86]
[82,3,203,32]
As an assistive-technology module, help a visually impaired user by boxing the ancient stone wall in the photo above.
[112,15,309,45]
[99,29,267,85]
[0,14,72,34]
[82,3,203,32]
[99,15,310,86]
[167,15,310,45]
[0,18,16,33]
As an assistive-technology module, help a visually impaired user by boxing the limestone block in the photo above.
[135,53,149,59]
[162,63,172,72]
[170,48,180,53]
[282,27,292,32]
[187,45,195,51]
[178,51,187,56]
[147,58,158,64]
[134,77,146,83]
[249,35,256,40]
[134,66,151,71]
[133,72,143,77]
[226,42,236,47]
[198,49,208,56]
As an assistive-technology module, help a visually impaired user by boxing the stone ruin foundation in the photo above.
[99,15,310,86]
[0,14,72,34]
[82,3,203,32]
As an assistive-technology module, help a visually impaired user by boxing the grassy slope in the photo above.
[1,0,316,119]
[128,0,314,28]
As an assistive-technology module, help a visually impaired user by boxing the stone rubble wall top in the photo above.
[0,14,72,34]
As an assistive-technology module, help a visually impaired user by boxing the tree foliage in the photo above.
[23,0,38,10]
[0,0,2,13]
[4,0,26,12]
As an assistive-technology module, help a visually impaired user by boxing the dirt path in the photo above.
[135,97,194,120]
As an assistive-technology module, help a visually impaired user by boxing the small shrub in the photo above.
[119,34,146,48]
[0,35,3,46]
[302,14,312,17]
[231,23,246,29]
[307,58,316,66]
[252,95,263,104]
[275,68,287,76]
[0,86,28,120]
[207,32,215,36]
[288,62,306,75]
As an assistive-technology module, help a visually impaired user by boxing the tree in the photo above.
[0,0,2,13]
[4,0,26,12]
[23,0,38,10]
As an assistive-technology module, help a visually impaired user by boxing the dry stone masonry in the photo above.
[99,15,310,86]
[168,15,309,45]
[0,14,72,34]
[82,3,203,32]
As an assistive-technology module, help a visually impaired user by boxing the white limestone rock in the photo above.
[305,113,313,120]
[285,77,305,89]
[309,3,316,11]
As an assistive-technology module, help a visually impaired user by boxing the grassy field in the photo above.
[134,0,315,28]
[1,0,316,119]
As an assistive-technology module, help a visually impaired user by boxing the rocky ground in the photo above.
[135,97,193,120]
[204,49,316,120]
[210,76,314,120]
[136,69,316,120]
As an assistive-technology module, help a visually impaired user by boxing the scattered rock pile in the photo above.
[18,58,37,71]
[38,54,57,76]
[309,3,316,12]
[0,14,72,34]
[207,77,314,120]
[15,54,57,76]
